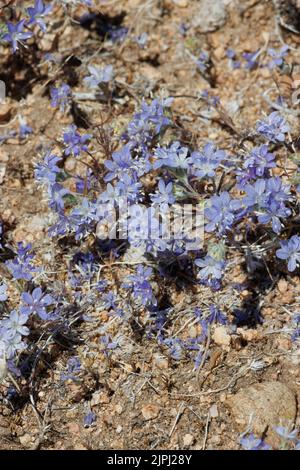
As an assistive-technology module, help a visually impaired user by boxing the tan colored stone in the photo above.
[68,422,80,435]
[139,64,161,83]
[141,404,160,421]
[40,33,57,52]
[172,0,188,7]
[153,353,169,369]
[275,336,292,351]
[0,149,9,162]
[91,391,110,406]
[214,46,225,60]
[212,326,231,347]
[19,434,33,447]
[115,404,123,415]
[278,278,288,293]
[183,433,194,447]
[191,1,227,32]
[64,157,77,172]
[260,68,271,79]
[237,328,260,342]
[209,404,219,418]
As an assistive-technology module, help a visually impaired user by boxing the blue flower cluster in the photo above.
[2,5,300,434]
[0,1,93,53]
[0,243,58,362]
[30,87,300,362]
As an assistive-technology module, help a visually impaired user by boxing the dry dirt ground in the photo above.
[1,0,300,450]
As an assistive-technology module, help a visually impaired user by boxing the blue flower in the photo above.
[153,141,189,170]
[27,0,53,33]
[2,310,30,337]
[151,179,175,206]
[266,176,291,203]
[243,145,276,178]
[242,177,291,233]
[162,337,183,360]
[125,98,172,151]
[178,23,189,36]
[243,179,267,208]
[50,83,71,112]
[188,142,225,178]
[70,198,97,240]
[0,308,30,359]
[108,26,128,43]
[226,48,241,69]
[102,291,118,310]
[244,176,290,205]
[61,357,81,382]
[243,50,260,70]
[276,235,300,272]
[123,265,157,307]
[63,125,92,157]
[84,64,113,88]
[48,212,73,237]
[3,20,33,53]
[257,200,291,234]
[257,112,290,143]
[6,243,38,281]
[48,183,70,212]
[20,287,54,320]
[207,304,227,325]
[126,205,166,253]
[18,116,32,139]
[1,333,26,359]
[274,425,298,441]
[135,32,148,48]
[35,151,62,186]
[267,45,289,69]
[195,255,225,281]
[240,433,271,450]
[100,334,118,358]
[84,411,96,427]
[104,144,133,182]
[115,174,143,203]
[205,192,241,235]
[196,51,210,73]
